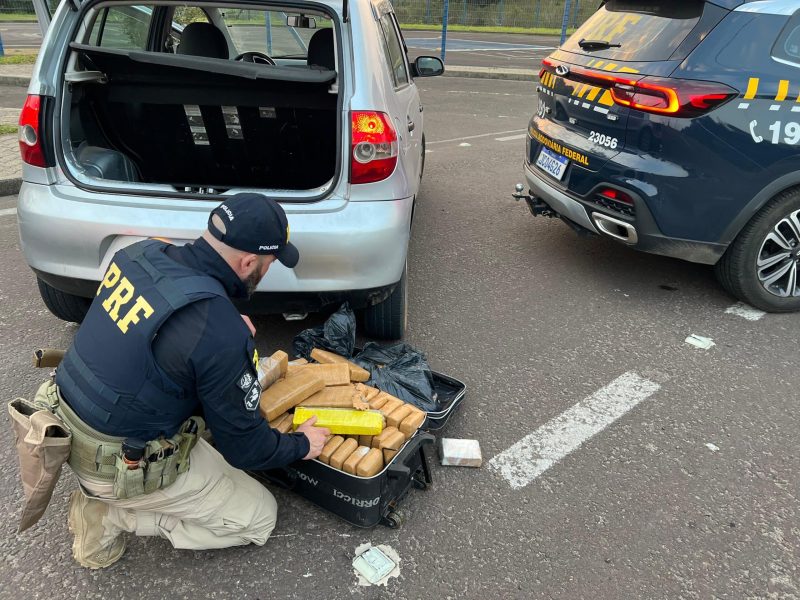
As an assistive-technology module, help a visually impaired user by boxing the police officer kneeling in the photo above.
[38,194,329,568]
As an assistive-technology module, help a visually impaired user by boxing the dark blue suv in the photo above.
[519,0,800,311]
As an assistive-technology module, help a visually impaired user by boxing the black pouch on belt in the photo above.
[7,398,72,532]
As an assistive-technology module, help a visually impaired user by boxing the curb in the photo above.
[0,66,537,87]
[0,74,31,87]
[0,176,21,196]
[443,67,536,81]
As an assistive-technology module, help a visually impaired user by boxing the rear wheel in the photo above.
[37,278,91,324]
[363,264,407,340]
[716,188,800,312]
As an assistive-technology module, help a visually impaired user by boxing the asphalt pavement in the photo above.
[0,22,41,50]
[1,76,799,599]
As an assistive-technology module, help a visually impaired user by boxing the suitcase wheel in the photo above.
[384,508,407,529]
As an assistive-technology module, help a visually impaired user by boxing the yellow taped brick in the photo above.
[292,407,385,436]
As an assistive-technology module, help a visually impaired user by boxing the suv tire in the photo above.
[37,278,91,324]
[716,187,800,312]
[363,264,407,340]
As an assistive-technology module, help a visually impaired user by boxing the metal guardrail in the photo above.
[0,0,596,29]
[0,0,37,15]
[0,0,598,61]
[394,0,596,33]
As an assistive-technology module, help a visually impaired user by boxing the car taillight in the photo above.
[543,62,737,118]
[598,187,633,206]
[609,77,736,117]
[19,94,48,167]
[351,111,398,184]
[594,186,636,217]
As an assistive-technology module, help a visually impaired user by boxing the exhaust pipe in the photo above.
[591,212,638,245]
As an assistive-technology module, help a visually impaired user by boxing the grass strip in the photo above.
[401,23,569,36]
[0,54,37,64]
[0,13,38,22]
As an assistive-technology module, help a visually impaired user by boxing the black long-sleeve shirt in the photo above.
[150,238,309,470]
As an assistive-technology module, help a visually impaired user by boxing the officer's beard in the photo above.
[245,269,261,298]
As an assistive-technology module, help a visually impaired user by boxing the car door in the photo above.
[376,8,422,189]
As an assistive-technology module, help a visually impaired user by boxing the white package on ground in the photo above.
[439,438,483,467]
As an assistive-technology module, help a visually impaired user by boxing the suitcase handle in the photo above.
[387,432,434,480]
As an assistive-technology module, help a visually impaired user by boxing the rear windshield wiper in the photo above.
[578,39,622,50]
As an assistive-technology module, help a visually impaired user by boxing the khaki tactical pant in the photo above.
[80,439,278,550]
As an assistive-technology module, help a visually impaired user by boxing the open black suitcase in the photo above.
[251,370,466,528]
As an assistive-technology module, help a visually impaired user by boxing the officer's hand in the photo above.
[296,416,331,460]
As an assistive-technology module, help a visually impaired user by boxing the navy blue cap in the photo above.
[208,193,299,268]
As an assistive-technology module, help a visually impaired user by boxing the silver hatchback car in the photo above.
[18,0,443,339]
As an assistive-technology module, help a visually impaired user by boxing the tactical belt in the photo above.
[37,381,202,499]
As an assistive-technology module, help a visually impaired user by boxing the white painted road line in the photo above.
[489,372,661,489]
[725,302,766,321]
[495,134,527,142]
[428,129,526,146]
[0,207,17,217]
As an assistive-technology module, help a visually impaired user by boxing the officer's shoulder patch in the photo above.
[243,380,262,412]
[237,370,256,392]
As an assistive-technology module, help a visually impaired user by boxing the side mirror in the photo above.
[412,56,444,78]
[287,15,316,28]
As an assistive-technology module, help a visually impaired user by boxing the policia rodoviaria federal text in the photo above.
[8,194,330,569]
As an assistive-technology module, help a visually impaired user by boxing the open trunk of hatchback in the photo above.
[59,5,341,196]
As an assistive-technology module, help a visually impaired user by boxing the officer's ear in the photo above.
[239,252,260,275]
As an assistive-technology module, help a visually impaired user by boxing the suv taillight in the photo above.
[351,111,398,184]
[19,94,48,167]
[543,61,737,118]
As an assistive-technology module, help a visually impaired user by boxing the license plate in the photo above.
[535,147,569,181]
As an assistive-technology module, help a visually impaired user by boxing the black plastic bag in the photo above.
[292,303,356,360]
[353,342,440,412]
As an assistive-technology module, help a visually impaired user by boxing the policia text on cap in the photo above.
[14,193,329,569]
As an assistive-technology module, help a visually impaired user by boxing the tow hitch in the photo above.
[512,183,556,218]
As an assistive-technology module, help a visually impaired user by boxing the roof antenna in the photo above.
[343,0,349,22]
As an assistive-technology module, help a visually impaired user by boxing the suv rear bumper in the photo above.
[18,182,412,301]
[524,163,727,265]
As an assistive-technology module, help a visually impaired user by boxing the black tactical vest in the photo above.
[56,240,226,437]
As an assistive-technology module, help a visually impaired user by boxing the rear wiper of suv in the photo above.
[578,39,622,50]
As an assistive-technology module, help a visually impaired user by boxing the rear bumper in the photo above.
[34,269,397,312]
[19,182,412,299]
[523,163,727,265]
